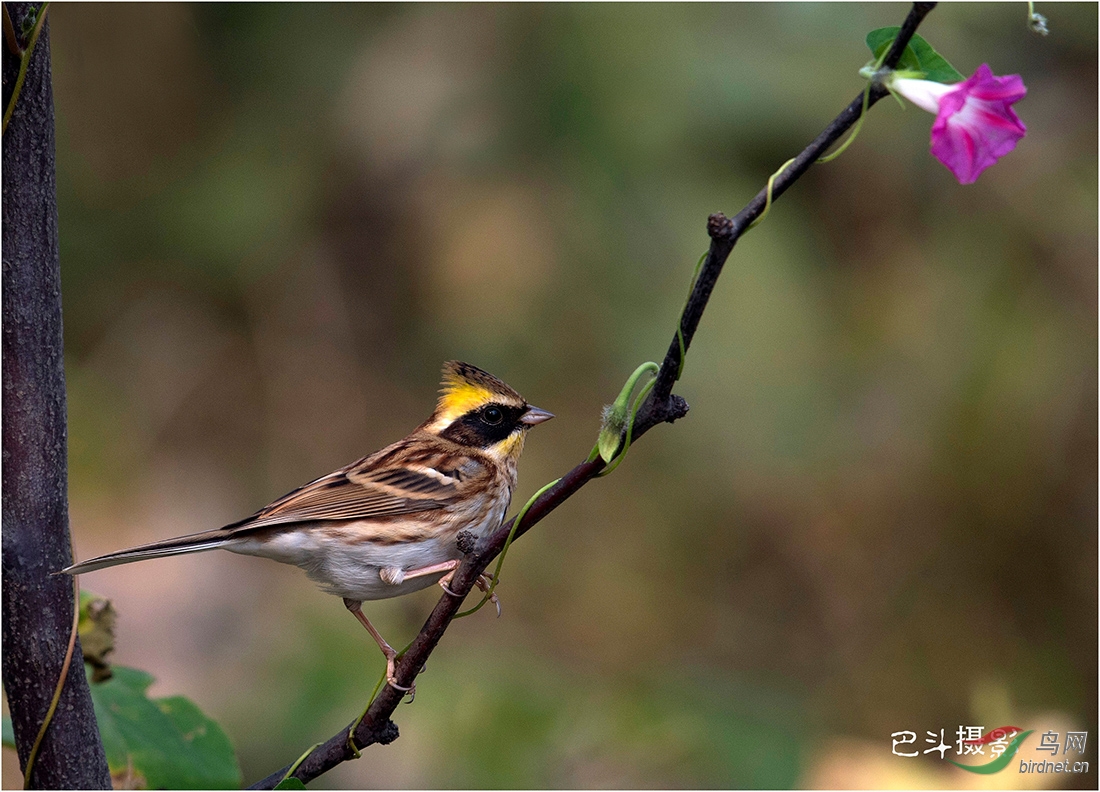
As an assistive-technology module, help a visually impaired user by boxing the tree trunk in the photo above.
[2,4,112,787]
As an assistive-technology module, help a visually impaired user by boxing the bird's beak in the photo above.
[520,406,554,426]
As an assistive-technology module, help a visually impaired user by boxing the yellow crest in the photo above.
[431,361,524,427]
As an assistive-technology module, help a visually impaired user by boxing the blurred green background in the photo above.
[6,3,1096,789]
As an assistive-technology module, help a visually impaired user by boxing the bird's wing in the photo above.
[229,450,487,532]
[230,473,443,530]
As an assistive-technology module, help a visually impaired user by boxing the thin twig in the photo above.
[250,3,937,787]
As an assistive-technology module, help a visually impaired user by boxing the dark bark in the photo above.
[2,4,112,788]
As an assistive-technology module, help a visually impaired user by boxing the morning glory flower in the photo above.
[891,64,1027,184]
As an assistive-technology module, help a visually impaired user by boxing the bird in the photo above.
[63,361,553,695]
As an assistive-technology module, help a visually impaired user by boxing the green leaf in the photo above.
[2,715,13,748]
[865,27,964,84]
[89,665,242,789]
[866,27,920,72]
[274,777,308,790]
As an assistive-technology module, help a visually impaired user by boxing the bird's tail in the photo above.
[62,528,235,575]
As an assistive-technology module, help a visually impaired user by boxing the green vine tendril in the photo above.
[347,658,394,756]
[676,252,707,381]
[281,742,322,784]
[747,157,796,230]
[816,77,874,163]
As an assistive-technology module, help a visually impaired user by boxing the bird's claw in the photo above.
[438,571,501,617]
[385,656,416,701]
[474,574,502,617]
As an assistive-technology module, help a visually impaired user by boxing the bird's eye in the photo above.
[482,406,503,425]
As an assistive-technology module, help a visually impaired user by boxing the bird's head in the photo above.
[423,361,553,460]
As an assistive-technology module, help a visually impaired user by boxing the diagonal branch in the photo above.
[250,3,937,787]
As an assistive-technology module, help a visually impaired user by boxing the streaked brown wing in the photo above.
[353,467,459,495]
[229,469,450,531]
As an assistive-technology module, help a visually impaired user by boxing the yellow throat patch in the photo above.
[490,430,525,460]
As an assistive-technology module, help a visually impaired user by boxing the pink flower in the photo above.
[892,64,1027,184]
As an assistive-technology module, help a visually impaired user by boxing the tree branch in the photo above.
[1,3,112,787]
[251,3,937,787]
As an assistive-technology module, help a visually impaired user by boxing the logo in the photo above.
[891,726,1090,775]
[951,728,1031,774]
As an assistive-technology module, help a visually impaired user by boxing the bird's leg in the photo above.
[389,561,501,615]
[393,560,463,595]
[342,598,414,698]
[398,559,460,582]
